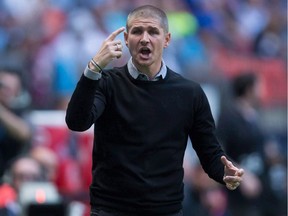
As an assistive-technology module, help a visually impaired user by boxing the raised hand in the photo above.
[92,27,125,69]
[221,156,244,190]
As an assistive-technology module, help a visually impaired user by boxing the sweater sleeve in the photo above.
[189,85,226,184]
[65,74,106,132]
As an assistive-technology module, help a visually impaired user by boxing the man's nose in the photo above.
[140,32,149,45]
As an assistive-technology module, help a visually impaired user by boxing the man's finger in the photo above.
[224,175,242,183]
[221,156,233,168]
[226,182,240,190]
[236,168,245,177]
[107,27,125,41]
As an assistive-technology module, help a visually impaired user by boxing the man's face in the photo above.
[124,17,170,74]
[12,158,42,192]
[0,72,21,108]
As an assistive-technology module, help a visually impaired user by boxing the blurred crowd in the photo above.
[0,0,286,216]
[0,0,286,109]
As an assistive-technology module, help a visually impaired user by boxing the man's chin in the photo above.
[133,58,152,67]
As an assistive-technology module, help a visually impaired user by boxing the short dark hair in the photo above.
[232,73,257,98]
[0,66,22,78]
[126,5,169,33]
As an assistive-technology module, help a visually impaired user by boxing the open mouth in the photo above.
[139,47,151,58]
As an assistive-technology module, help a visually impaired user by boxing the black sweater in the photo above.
[66,66,225,214]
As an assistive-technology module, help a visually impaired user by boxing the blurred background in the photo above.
[0,0,286,215]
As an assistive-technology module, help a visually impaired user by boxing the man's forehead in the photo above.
[128,17,162,28]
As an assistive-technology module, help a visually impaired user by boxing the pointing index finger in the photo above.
[221,156,233,168]
[107,27,125,41]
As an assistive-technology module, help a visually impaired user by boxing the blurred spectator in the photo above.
[0,155,45,216]
[253,10,287,58]
[261,139,287,216]
[217,73,264,216]
[0,67,32,179]
[30,146,59,183]
[0,149,90,216]
[216,72,287,216]
[6,156,45,193]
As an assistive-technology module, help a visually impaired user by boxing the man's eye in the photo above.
[149,30,159,35]
[150,31,158,35]
[132,29,141,34]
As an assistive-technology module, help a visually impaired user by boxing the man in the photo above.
[216,73,265,216]
[66,5,243,216]
[0,68,31,179]
[0,156,44,216]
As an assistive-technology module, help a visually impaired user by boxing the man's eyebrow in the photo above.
[149,26,160,31]
[131,26,160,31]
[131,26,143,30]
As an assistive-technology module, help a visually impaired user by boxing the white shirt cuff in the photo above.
[84,65,102,80]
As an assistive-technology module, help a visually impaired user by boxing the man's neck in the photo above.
[132,60,162,79]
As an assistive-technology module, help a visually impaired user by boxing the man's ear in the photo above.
[164,32,171,48]
[124,32,128,46]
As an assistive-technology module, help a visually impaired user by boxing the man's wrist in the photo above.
[89,59,103,73]
[84,65,102,80]
[88,61,99,73]
[88,61,101,73]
